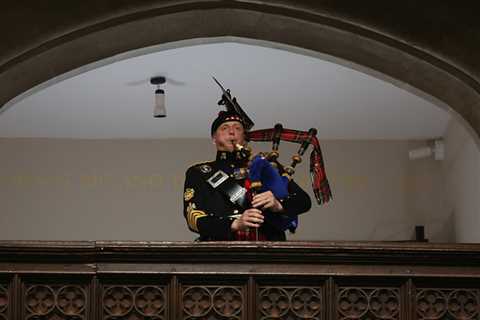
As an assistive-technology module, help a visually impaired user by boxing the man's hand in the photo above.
[231,208,264,231]
[251,191,284,212]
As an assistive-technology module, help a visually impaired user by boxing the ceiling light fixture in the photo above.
[150,76,166,118]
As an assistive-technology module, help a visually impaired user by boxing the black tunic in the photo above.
[183,151,312,241]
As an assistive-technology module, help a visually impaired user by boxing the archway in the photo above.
[0,2,479,243]
[1,2,479,143]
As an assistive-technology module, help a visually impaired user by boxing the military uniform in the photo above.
[183,150,312,241]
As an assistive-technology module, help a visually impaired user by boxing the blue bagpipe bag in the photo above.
[248,155,298,233]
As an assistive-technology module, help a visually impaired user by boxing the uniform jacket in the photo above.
[183,150,312,241]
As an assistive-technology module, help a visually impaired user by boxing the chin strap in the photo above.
[247,127,332,205]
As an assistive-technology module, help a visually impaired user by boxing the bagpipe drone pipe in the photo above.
[238,124,332,233]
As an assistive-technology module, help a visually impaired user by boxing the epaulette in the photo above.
[189,160,214,169]
[189,160,216,175]
[190,160,215,167]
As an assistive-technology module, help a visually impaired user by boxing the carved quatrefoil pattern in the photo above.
[258,286,323,320]
[25,284,87,319]
[0,277,478,320]
[337,287,400,320]
[182,286,243,320]
[416,289,480,320]
[102,285,167,320]
[0,285,8,320]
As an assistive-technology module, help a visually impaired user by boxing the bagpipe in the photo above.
[213,77,332,232]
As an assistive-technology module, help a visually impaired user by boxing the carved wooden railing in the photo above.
[0,241,480,319]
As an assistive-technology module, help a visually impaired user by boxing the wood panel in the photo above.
[0,241,479,319]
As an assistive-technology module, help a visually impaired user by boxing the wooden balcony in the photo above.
[0,240,479,319]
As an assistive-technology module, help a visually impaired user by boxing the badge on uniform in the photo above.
[184,188,195,201]
[199,164,212,173]
[233,167,248,180]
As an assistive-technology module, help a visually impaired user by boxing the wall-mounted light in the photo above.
[150,76,166,118]
[408,139,444,161]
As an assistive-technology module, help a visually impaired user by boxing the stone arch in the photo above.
[0,2,479,143]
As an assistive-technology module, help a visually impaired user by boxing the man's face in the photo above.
[212,121,246,152]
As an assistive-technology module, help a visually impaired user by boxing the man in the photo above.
[183,111,311,241]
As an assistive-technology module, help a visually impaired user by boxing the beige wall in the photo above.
[443,119,480,243]
[0,137,451,242]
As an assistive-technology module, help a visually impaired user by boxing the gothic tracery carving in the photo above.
[259,286,323,319]
[337,287,400,320]
[182,285,243,320]
[25,284,86,319]
[416,288,479,320]
[103,285,166,320]
[0,285,8,320]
